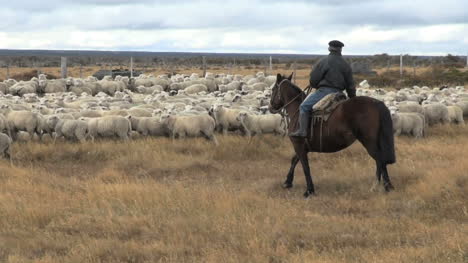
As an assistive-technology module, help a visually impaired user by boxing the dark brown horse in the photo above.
[269,74,396,197]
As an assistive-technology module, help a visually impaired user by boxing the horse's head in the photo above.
[269,73,293,113]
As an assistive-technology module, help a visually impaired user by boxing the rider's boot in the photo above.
[289,111,310,137]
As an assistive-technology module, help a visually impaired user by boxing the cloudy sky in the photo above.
[0,0,467,55]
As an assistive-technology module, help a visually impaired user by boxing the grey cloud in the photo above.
[3,0,467,33]
[1,0,467,54]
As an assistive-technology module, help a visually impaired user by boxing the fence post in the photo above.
[202,56,206,77]
[34,62,41,78]
[399,54,403,79]
[269,56,272,75]
[293,61,297,84]
[6,64,9,79]
[61,57,67,79]
[130,57,134,78]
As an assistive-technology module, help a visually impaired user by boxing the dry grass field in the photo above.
[0,125,467,262]
[0,65,315,88]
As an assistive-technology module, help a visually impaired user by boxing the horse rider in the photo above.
[289,40,356,137]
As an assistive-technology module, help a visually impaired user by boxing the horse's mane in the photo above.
[285,80,306,99]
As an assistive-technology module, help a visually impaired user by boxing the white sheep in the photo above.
[81,116,132,141]
[391,111,425,138]
[160,113,217,144]
[236,111,285,137]
[211,104,244,134]
[0,133,12,160]
[423,103,450,126]
[127,108,152,117]
[447,106,464,125]
[1,108,42,140]
[46,116,89,143]
[9,81,38,96]
[38,79,67,93]
[127,116,168,136]
[184,84,208,95]
[219,81,242,92]
[396,101,424,115]
[455,101,468,117]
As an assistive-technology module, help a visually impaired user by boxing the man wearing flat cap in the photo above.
[289,40,356,137]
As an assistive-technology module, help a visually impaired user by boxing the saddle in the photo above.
[309,92,347,142]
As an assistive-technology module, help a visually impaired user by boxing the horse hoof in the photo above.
[282,182,293,189]
[303,190,315,198]
[385,184,395,192]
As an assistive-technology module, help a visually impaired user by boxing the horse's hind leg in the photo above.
[359,138,391,192]
[283,154,299,189]
[381,164,394,192]
[370,160,382,192]
[298,152,315,197]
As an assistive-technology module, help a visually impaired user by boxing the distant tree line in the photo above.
[0,53,465,69]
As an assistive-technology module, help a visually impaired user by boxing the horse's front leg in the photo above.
[298,152,315,197]
[370,160,382,192]
[283,154,300,189]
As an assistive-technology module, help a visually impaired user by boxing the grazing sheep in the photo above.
[160,114,217,144]
[82,116,132,141]
[127,116,168,136]
[447,106,464,125]
[0,114,11,137]
[127,108,152,117]
[185,84,208,94]
[9,81,38,96]
[219,81,242,92]
[1,108,42,140]
[38,79,67,93]
[237,111,285,137]
[98,79,127,96]
[46,115,89,143]
[391,111,425,138]
[0,82,9,94]
[211,104,244,134]
[69,79,95,95]
[423,103,450,126]
[396,101,424,115]
[0,133,12,160]
[455,101,468,117]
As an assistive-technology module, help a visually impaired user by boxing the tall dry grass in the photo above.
[0,125,467,262]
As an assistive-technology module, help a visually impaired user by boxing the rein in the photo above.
[270,79,309,114]
[271,80,313,131]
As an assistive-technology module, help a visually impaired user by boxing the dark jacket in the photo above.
[309,51,356,98]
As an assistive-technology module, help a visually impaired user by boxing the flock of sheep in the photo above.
[0,72,466,160]
[358,80,467,138]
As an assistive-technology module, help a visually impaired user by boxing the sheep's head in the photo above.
[46,115,60,128]
[152,109,163,117]
[232,94,242,103]
[159,113,171,123]
[236,111,249,122]
[212,104,224,113]
[388,106,399,119]
[38,79,47,88]
[55,108,66,114]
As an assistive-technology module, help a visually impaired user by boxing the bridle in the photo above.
[270,78,313,131]
[270,79,307,114]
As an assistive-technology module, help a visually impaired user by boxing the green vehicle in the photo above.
[92,69,142,80]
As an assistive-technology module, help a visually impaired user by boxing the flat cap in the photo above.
[328,40,344,48]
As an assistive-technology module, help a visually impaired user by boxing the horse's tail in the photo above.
[376,101,396,164]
